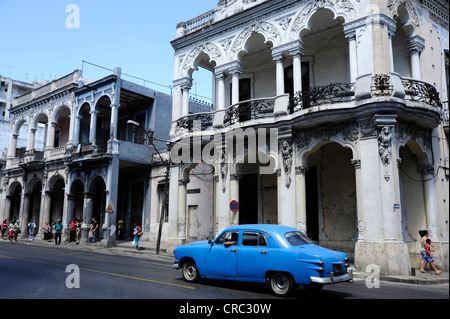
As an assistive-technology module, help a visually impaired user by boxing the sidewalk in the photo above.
[3,237,448,286]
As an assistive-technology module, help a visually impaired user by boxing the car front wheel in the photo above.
[182,260,199,283]
[269,272,294,297]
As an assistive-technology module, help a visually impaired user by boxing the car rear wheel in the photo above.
[182,260,199,283]
[269,272,294,297]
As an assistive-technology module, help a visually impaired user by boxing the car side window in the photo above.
[215,231,239,245]
[242,232,267,247]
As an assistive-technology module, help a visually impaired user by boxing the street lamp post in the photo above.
[127,120,170,254]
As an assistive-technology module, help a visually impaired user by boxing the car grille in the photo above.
[333,263,344,275]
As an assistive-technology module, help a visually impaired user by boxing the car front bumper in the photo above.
[310,269,353,284]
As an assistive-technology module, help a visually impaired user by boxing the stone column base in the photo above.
[355,241,411,276]
[167,238,187,255]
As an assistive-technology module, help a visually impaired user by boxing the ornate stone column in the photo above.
[273,53,285,96]
[419,165,439,240]
[215,71,226,110]
[406,35,425,80]
[344,29,358,83]
[229,173,241,226]
[295,166,308,233]
[7,133,18,158]
[177,178,189,240]
[89,109,98,145]
[288,40,304,94]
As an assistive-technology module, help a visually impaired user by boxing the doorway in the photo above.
[239,173,258,224]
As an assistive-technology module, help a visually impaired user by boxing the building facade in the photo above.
[168,0,449,275]
[0,68,175,247]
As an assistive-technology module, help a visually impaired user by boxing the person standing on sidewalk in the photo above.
[27,219,36,244]
[1,219,7,240]
[13,220,20,242]
[54,219,63,245]
[7,221,15,242]
[89,218,99,243]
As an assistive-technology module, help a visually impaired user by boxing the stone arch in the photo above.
[398,139,433,267]
[12,117,28,135]
[289,1,355,41]
[300,136,357,165]
[51,103,72,124]
[77,102,92,144]
[230,21,282,61]
[31,111,50,130]
[396,127,433,166]
[94,95,113,147]
[180,42,223,79]
[70,178,85,221]
[301,139,357,258]
[388,0,421,37]
[6,181,22,221]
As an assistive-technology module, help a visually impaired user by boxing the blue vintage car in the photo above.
[173,224,353,296]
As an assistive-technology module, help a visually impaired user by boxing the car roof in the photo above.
[224,224,298,235]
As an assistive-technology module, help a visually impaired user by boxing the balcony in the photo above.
[172,73,443,138]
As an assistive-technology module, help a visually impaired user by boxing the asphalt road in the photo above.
[1,241,448,305]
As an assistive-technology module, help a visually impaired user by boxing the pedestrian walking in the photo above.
[69,218,77,243]
[43,222,51,241]
[75,217,82,245]
[1,219,7,240]
[133,222,142,252]
[89,218,99,243]
[419,230,429,273]
[27,219,36,244]
[7,221,15,242]
[423,238,442,275]
[54,219,63,245]
[13,220,20,242]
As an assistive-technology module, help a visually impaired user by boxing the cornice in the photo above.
[171,0,303,52]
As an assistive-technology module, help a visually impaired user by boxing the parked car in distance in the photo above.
[173,224,353,296]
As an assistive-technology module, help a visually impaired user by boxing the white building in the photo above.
[166,0,449,275]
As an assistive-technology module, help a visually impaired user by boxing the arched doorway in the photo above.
[78,103,91,144]
[70,179,84,220]
[399,140,431,266]
[305,142,357,258]
[90,176,106,239]
[27,181,42,227]
[50,178,65,225]
[236,151,278,225]
[8,183,22,222]
[95,96,112,151]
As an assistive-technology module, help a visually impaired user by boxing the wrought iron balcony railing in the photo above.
[402,78,442,109]
[224,98,275,126]
[289,82,355,113]
[175,112,215,132]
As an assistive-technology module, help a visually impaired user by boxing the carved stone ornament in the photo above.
[378,126,392,166]
[281,140,293,188]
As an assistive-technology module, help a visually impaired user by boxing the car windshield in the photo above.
[285,231,314,246]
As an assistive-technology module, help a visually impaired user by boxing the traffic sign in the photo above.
[230,200,239,213]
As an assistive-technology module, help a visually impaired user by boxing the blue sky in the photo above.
[0,0,216,99]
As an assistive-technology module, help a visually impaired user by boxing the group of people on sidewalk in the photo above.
[0,217,101,246]
[1,217,143,252]
[419,230,442,275]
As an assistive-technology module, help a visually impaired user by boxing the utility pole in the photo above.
[127,120,170,254]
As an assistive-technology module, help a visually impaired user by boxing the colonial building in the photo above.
[0,69,176,247]
[167,0,449,275]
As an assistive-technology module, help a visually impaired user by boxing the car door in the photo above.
[237,231,269,279]
[205,231,239,277]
